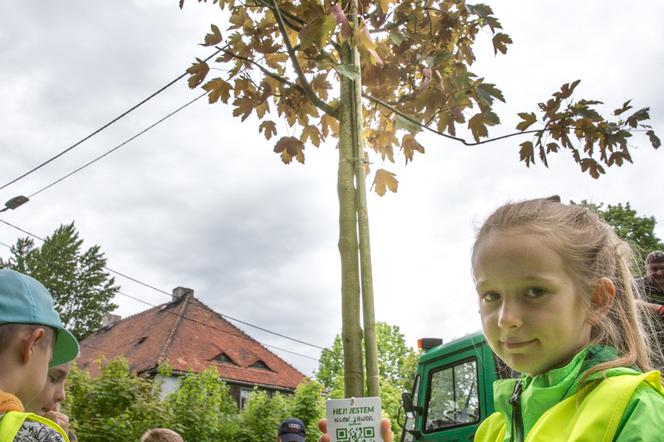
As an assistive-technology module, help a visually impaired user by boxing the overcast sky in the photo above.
[1,1,663,376]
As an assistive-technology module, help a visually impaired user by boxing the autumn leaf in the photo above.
[356,21,383,66]
[372,169,399,196]
[519,141,535,167]
[259,120,277,140]
[274,136,305,164]
[300,125,322,147]
[626,107,650,128]
[311,74,332,100]
[401,134,425,164]
[201,24,222,46]
[468,113,489,142]
[516,112,537,131]
[613,100,633,116]
[476,81,505,105]
[378,0,394,13]
[647,130,661,149]
[232,96,254,121]
[186,58,210,89]
[555,80,581,100]
[580,158,605,179]
[492,33,512,55]
[202,78,231,104]
[321,114,339,138]
[329,4,352,41]
[299,14,337,50]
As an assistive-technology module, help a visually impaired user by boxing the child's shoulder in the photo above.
[615,377,664,441]
[0,412,66,442]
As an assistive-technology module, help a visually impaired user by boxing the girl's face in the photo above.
[473,229,592,376]
[24,361,72,416]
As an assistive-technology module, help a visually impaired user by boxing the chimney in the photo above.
[172,286,194,301]
[101,313,121,328]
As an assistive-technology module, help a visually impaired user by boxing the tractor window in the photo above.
[424,359,480,432]
[400,375,420,442]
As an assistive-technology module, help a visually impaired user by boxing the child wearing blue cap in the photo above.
[0,269,79,442]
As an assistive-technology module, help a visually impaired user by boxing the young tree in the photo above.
[165,367,240,441]
[65,358,170,442]
[288,380,326,441]
[0,222,119,340]
[180,0,660,397]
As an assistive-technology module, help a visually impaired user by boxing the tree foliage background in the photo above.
[65,357,325,442]
[0,222,119,340]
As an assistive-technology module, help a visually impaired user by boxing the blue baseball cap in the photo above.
[0,269,79,367]
[278,418,305,442]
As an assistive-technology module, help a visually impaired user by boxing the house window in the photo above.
[240,388,253,409]
[214,352,238,366]
[249,360,272,371]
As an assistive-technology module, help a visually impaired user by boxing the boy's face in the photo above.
[473,229,592,376]
[24,362,72,416]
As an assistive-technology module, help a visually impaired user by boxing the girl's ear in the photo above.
[21,327,46,365]
[588,277,616,324]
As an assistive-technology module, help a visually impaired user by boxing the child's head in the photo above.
[0,269,79,402]
[140,428,184,442]
[24,361,73,416]
[472,197,656,376]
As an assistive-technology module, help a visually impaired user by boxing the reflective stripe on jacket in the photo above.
[476,370,663,441]
[0,411,70,442]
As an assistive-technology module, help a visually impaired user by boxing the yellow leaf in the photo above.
[201,24,222,47]
[321,114,339,138]
[468,114,488,142]
[516,112,537,131]
[372,169,399,196]
[265,52,289,70]
[259,121,277,140]
[401,134,425,164]
[300,125,322,147]
[186,58,210,89]
[378,0,392,13]
[202,78,231,104]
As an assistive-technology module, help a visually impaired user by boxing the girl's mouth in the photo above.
[501,339,536,349]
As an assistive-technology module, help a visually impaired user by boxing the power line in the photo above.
[0,218,326,352]
[29,92,207,199]
[0,47,224,194]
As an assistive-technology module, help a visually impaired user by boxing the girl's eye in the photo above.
[48,375,57,383]
[524,287,546,298]
[481,291,501,303]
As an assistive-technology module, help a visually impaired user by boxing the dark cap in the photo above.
[278,418,305,442]
[646,251,664,264]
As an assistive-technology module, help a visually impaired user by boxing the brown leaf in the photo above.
[516,112,537,131]
[580,158,605,179]
[468,114,488,142]
[202,78,231,104]
[401,134,425,164]
[519,141,535,167]
[492,33,512,55]
[201,24,222,46]
[259,121,277,140]
[372,169,399,196]
[321,114,339,138]
[300,125,322,147]
[647,130,661,149]
[274,136,305,164]
[186,58,210,89]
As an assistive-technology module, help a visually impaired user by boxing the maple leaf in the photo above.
[647,130,661,149]
[329,4,352,41]
[613,100,633,116]
[476,81,505,105]
[259,120,277,140]
[202,78,231,104]
[492,33,512,55]
[580,158,605,179]
[321,114,339,138]
[516,112,537,131]
[232,96,254,121]
[334,64,360,80]
[626,107,650,128]
[554,80,581,100]
[201,24,222,46]
[300,125,322,147]
[274,136,305,164]
[468,113,489,142]
[311,74,332,100]
[401,134,425,164]
[299,14,337,50]
[519,141,535,167]
[186,58,210,89]
[356,22,383,66]
[372,169,399,196]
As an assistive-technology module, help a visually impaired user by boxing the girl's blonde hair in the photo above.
[472,196,661,377]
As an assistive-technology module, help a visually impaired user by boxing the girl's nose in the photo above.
[497,299,523,329]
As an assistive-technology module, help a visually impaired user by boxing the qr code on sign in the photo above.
[336,426,375,442]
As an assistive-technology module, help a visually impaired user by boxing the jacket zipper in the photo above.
[509,381,524,442]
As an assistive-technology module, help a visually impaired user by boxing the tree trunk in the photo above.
[338,33,364,398]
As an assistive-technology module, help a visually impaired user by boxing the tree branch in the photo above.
[270,0,338,118]
[363,93,543,146]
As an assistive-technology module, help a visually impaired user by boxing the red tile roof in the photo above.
[78,294,305,390]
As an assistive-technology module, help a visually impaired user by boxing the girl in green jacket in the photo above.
[472,197,664,442]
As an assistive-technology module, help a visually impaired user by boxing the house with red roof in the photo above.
[78,287,305,408]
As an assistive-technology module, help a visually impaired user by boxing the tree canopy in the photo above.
[0,222,119,340]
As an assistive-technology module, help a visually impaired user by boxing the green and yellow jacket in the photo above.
[475,346,664,442]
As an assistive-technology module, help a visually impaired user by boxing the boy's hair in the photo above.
[472,197,661,377]
[0,323,56,353]
[140,428,184,442]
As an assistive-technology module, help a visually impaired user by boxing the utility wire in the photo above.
[0,47,224,193]
[0,218,325,352]
[29,92,207,199]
